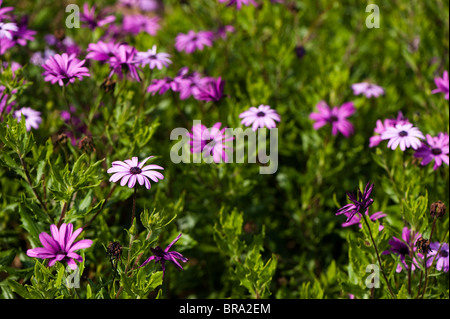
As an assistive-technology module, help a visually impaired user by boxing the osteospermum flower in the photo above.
[107,156,164,189]
[369,112,410,148]
[14,107,42,131]
[341,210,386,231]
[135,45,172,70]
[336,182,374,223]
[42,53,90,86]
[351,82,385,98]
[309,100,355,138]
[414,132,449,170]
[381,123,424,151]
[86,41,120,62]
[175,30,214,54]
[146,77,178,95]
[382,227,421,273]
[122,14,160,36]
[26,223,92,270]
[140,233,188,279]
[0,22,17,39]
[239,105,281,131]
[194,76,225,102]
[431,70,449,100]
[426,242,449,272]
[188,122,234,163]
[108,44,140,81]
[218,0,257,10]
[80,3,116,30]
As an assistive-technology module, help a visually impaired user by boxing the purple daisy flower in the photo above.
[173,67,204,100]
[140,233,188,279]
[188,122,235,163]
[414,132,449,170]
[26,223,93,270]
[369,112,410,148]
[218,0,258,10]
[80,3,116,30]
[146,77,178,95]
[108,44,141,82]
[336,182,374,223]
[135,45,172,70]
[341,210,386,231]
[382,227,422,273]
[14,107,42,131]
[0,1,14,20]
[381,123,424,151]
[0,21,18,40]
[107,156,164,189]
[351,82,385,98]
[175,30,214,54]
[239,104,281,131]
[42,53,90,86]
[194,76,225,102]
[86,41,120,62]
[426,242,449,272]
[431,70,449,100]
[122,14,160,36]
[309,100,355,138]
[10,16,36,46]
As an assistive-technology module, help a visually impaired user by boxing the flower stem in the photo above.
[361,213,396,299]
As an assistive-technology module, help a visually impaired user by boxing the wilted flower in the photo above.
[175,30,214,54]
[382,227,422,273]
[239,104,281,131]
[135,45,172,70]
[188,122,234,163]
[414,133,449,170]
[140,233,188,279]
[42,53,90,86]
[26,223,92,270]
[14,107,42,131]
[218,0,257,10]
[336,182,374,223]
[426,242,449,272]
[431,70,449,100]
[351,82,385,98]
[107,156,164,189]
[381,123,424,151]
[430,201,446,218]
[309,101,355,138]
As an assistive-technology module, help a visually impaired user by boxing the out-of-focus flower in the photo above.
[414,132,449,170]
[341,210,386,231]
[135,45,172,70]
[26,223,92,270]
[0,1,14,20]
[194,76,225,102]
[215,25,235,39]
[382,227,422,273]
[173,67,204,100]
[175,30,214,54]
[381,123,424,151]
[80,3,116,30]
[351,82,385,98]
[369,112,410,148]
[426,242,449,272]
[10,16,36,46]
[336,182,374,223]
[107,156,164,189]
[0,21,17,39]
[188,122,234,163]
[218,0,257,10]
[239,104,281,131]
[14,107,42,131]
[108,44,141,81]
[140,233,188,279]
[147,77,178,95]
[42,53,90,86]
[122,14,160,36]
[431,70,449,100]
[309,100,355,138]
[86,41,120,62]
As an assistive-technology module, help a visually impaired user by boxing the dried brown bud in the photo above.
[430,201,446,218]
[106,241,122,262]
[77,135,96,153]
[415,237,431,254]
[101,78,116,93]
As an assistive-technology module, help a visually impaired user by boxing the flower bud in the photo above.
[106,241,122,262]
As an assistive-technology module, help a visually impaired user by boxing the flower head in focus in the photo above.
[381,123,424,151]
[309,100,355,138]
[26,223,92,270]
[42,53,90,86]
[140,233,188,279]
[107,156,164,189]
[239,105,281,131]
[414,132,449,170]
[382,227,422,273]
[369,112,410,148]
[336,182,375,223]
[426,242,449,272]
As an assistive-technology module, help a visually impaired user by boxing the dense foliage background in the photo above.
[0,0,448,299]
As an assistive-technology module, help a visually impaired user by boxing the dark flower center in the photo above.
[440,250,449,258]
[399,130,408,137]
[256,111,266,117]
[206,138,216,147]
[329,115,338,122]
[150,246,166,258]
[399,246,409,256]
[149,54,157,60]
[431,147,442,155]
[130,166,142,175]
